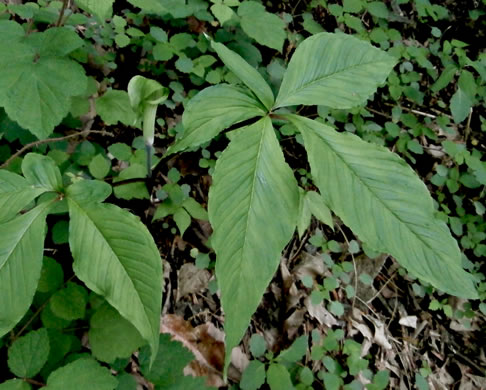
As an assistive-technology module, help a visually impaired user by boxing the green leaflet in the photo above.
[0,25,87,139]
[0,379,31,390]
[237,1,287,52]
[266,364,295,390]
[67,200,163,365]
[44,358,117,390]
[275,32,397,109]
[287,114,477,299]
[89,303,145,363]
[0,170,47,223]
[65,180,112,205]
[74,0,114,21]
[0,202,51,337]
[95,90,137,126]
[167,84,266,154]
[208,117,299,374]
[22,153,63,192]
[7,328,50,378]
[211,40,275,111]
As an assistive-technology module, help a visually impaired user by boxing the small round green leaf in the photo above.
[8,328,50,378]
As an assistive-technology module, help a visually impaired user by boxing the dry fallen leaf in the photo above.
[177,263,211,301]
[160,314,225,387]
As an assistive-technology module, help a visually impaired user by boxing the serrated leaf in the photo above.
[21,153,62,192]
[182,197,208,220]
[0,41,87,139]
[113,164,149,200]
[0,20,25,41]
[211,41,274,110]
[0,379,31,390]
[49,282,88,321]
[139,334,194,386]
[167,84,265,154]
[45,359,117,390]
[127,0,167,13]
[208,117,299,373]
[25,27,84,57]
[96,90,137,126]
[240,360,266,390]
[89,154,111,179]
[266,363,294,390]
[288,114,477,299]
[37,257,64,293]
[8,328,50,378]
[238,1,287,52]
[275,33,397,109]
[0,202,50,337]
[173,207,191,236]
[74,0,114,20]
[278,335,308,363]
[450,88,472,123]
[65,180,112,205]
[68,200,163,365]
[89,302,144,363]
[0,170,47,223]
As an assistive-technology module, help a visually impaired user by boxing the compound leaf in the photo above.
[288,114,477,299]
[0,26,87,139]
[211,41,274,111]
[208,117,299,373]
[275,33,396,109]
[0,202,50,337]
[45,359,117,390]
[167,84,265,154]
[68,200,163,364]
[0,170,46,223]
[8,328,50,378]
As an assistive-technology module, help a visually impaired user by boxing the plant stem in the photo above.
[143,104,158,146]
[56,0,70,27]
[0,130,112,170]
[143,105,158,178]
[145,143,153,178]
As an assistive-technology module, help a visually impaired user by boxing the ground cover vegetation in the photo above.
[0,0,485,388]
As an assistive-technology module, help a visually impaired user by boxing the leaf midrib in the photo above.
[276,58,391,106]
[70,200,151,332]
[302,119,444,261]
